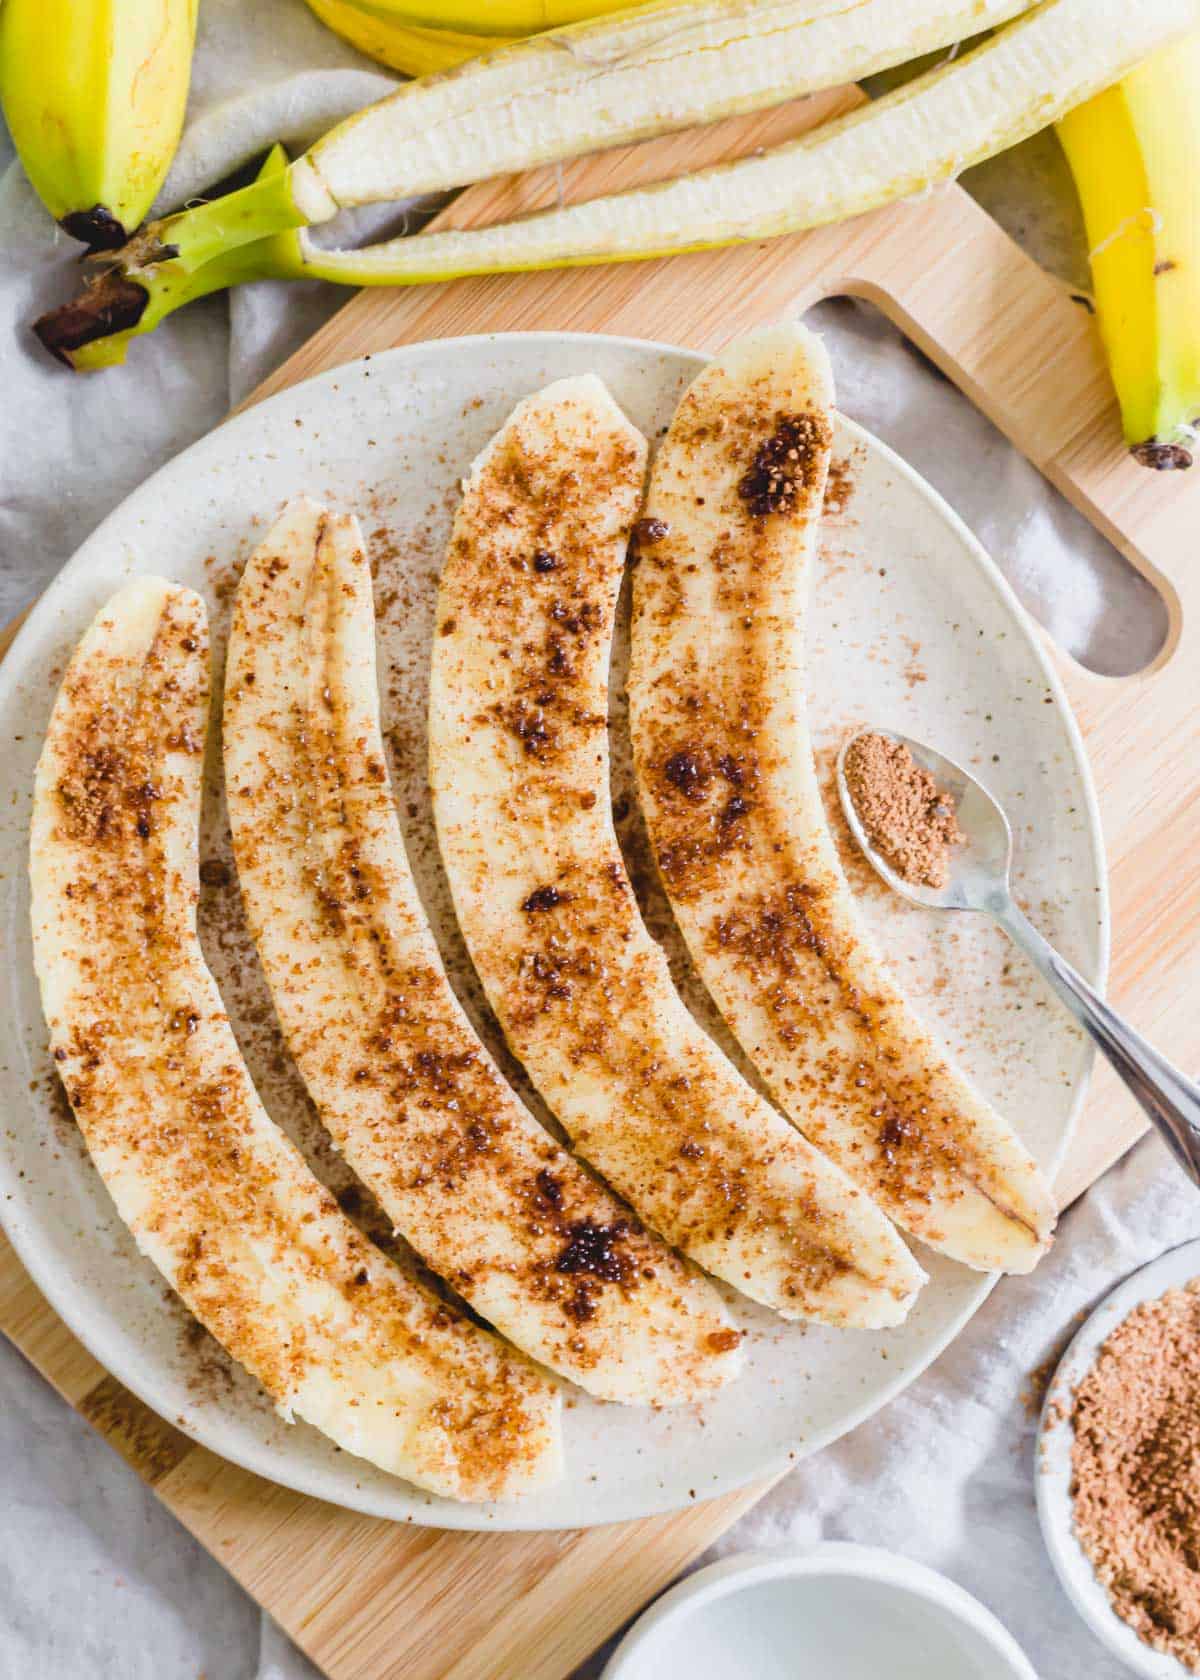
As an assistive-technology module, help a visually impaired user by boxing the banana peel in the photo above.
[33,0,1039,364]
[303,0,649,72]
[38,0,1200,368]
[1058,32,1200,468]
[297,0,1200,285]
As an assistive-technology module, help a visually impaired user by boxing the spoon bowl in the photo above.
[837,726,1200,1189]
[835,729,1012,915]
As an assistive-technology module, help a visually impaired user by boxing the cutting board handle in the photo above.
[797,191,1194,674]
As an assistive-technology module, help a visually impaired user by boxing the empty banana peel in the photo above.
[36,0,1040,367]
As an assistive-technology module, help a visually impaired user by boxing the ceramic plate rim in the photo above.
[0,329,1107,1531]
[1036,1238,1200,1678]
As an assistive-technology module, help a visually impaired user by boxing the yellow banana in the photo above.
[1058,32,1200,469]
[347,0,643,31]
[0,0,197,249]
[303,0,513,74]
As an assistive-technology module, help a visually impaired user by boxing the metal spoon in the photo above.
[836,728,1200,1187]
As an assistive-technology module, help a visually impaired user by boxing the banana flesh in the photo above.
[430,375,925,1328]
[628,324,1055,1274]
[224,499,741,1404]
[1058,32,1200,468]
[30,579,561,1501]
[0,0,196,247]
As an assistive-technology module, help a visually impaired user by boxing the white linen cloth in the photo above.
[0,4,1188,1676]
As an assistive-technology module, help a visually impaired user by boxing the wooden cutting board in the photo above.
[4,81,1199,1680]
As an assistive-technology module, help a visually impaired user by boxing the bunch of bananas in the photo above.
[301,0,641,75]
[0,0,197,250]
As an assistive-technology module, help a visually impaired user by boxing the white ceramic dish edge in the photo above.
[601,1542,1039,1679]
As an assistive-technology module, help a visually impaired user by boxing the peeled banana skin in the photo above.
[0,0,197,249]
[1059,32,1200,469]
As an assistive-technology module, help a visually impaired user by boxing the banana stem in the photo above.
[110,158,314,279]
[34,152,319,366]
[38,148,309,369]
[50,234,306,371]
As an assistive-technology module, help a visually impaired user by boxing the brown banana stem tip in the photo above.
[33,273,149,367]
[1132,440,1193,470]
[58,206,129,252]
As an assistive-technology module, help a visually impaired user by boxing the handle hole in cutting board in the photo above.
[802,297,1168,680]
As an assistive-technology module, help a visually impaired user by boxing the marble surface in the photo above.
[0,5,1187,1676]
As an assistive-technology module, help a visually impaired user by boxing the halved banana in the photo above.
[628,323,1056,1274]
[224,498,741,1404]
[430,375,925,1328]
[30,579,560,1501]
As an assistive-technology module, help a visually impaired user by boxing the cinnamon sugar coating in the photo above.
[628,328,1053,1273]
[30,581,559,1501]
[430,376,922,1327]
[224,502,738,1405]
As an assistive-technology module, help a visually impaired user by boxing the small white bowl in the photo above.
[1037,1237,1200,1680]
[601,1543,1038,1680]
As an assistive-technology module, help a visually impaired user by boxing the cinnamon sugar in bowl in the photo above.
[1071,1282,1200,1672]
[1037,1241,1200,1679]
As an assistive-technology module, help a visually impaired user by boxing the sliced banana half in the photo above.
[29,579,560,1501]
[224,498,741,1405]
[430,375,925,1329]
[628,323,1056,1274]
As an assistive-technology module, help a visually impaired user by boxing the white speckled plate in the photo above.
[0,332,1106,1532]
[1037,1239,1200,1679]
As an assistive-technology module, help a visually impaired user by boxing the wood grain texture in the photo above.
[4,71,1200,1680]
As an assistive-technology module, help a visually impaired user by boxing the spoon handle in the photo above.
[997,903,1200,1186]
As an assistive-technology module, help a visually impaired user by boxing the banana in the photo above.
[302,0,513,74]
[224,498,741,1405]
[1058,32,1200,469]
[30,578,560,1502]
[360,0,640,29]
[0,0,197,249]
[628,324,1055,1275]
[429,375,925,1328]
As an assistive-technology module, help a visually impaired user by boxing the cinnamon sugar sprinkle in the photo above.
[843,732,964,890]
[433,383,913,1315]
[1071,1280,1200,1671]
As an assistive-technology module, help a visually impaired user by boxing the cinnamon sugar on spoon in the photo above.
[842,731,964,890]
